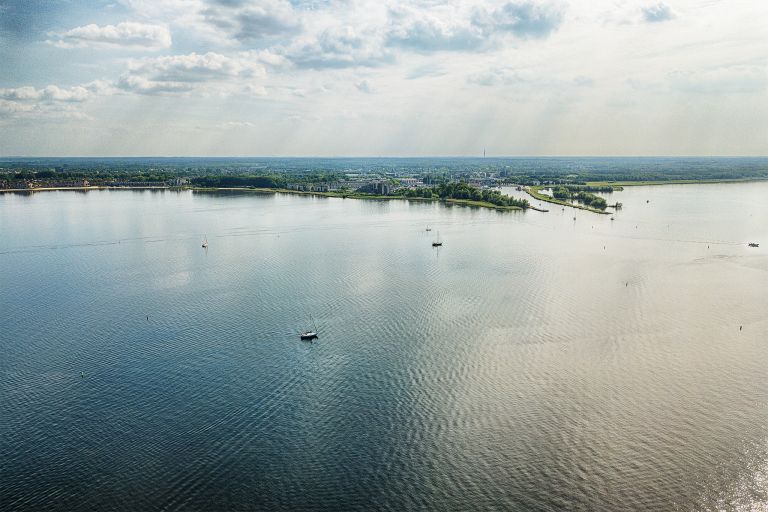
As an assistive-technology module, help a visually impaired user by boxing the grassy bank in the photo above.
[192,187,526,211]
[526,186,611,215]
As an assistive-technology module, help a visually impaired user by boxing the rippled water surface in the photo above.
[2,184,767,511]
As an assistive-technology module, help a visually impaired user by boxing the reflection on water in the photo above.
[1,184,767,511]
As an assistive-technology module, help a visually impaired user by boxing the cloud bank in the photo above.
[51,22,172,49]
[2,0,767,156]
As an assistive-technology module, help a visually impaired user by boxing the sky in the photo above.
[0,0,766,156]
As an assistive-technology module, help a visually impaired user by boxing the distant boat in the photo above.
[202,235,208,248]
[432,231,442,247]
[748,242,759,248]
[426,225,432,232]
[300,315,318,340]
[610,217,615,221]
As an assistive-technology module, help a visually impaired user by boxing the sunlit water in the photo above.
[1,184,767,511]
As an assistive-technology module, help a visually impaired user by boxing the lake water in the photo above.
[1,183,767,511]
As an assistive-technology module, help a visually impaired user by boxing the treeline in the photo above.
[191,175,285,188]
[190,172,343,188]
[1,167,345,185]
[399,182,529,209]
[551,186,608,210]
[563,185,615,193]
[1,170,176,183]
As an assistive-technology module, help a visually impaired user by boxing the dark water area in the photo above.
[1,183,767,511]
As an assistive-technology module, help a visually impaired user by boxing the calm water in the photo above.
[1,184,767,511]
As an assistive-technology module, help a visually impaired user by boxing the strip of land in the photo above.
[195,187,531,211]
[525,186,612,215]
[1,184,541,212]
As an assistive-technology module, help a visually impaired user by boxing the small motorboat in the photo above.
[202,235,208,248]
[748,242,759,248]
[299,315,319,340]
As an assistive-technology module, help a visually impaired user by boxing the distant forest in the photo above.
[2,157,767,184]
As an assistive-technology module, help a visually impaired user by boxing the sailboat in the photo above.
[432,231,442,247]
[300,315,318,340]
[201,235,208,248]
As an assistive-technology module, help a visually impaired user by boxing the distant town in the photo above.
[1,163,533,191]
[2,157,767,213]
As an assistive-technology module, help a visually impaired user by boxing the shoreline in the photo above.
[525,186,612,215]
[0,185,531,212]
[0,186,169,193]
[4,177,765,214]
[194,187,532,211]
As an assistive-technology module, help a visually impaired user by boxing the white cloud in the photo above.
[0,84,94,102]
[0,100,36,115]
[355,79,373,93]
[386,4,486,52]
[467,67,593,88]
[217,121,256,129]
[202,0,301,43]
[116,75,194,95]
[119,0,201,19]
[118,51,267,94]
[0,83,106,120]
[243,83,268,96]
[128,51,264,81]
[50,22,172,49]
[284,25,393,69]
[386,1,565,53]
[482,1,565,39]
[641,2,675,23]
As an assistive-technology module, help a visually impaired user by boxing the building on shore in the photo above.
[398,177,421,188]
[374,181,392,195]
